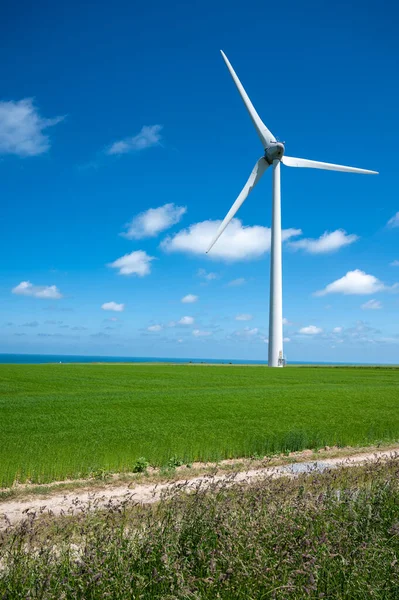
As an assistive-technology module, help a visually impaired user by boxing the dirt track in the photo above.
[1,448,398,529]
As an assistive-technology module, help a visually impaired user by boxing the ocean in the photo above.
[0,354,392,366]
[0,354,265,365]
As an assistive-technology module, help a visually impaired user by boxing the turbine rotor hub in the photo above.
[265,142,285,164]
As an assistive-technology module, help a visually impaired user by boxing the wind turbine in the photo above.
[206,51,378,368]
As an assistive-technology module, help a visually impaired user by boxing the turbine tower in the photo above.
[206,51,378,367]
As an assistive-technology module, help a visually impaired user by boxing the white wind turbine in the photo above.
[206,50,378,368]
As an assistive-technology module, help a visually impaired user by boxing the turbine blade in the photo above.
[282,155,378,175]
[221,50,276,148]
[206,157,269,254]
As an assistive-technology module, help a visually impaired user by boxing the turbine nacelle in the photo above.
[265,142,285,164]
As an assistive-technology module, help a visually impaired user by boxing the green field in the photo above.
[0,364,398,487]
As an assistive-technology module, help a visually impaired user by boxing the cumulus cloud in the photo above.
[299,325,323,335]
[289,230,358,254]
[283,337,291,343]
[387,212,399,228]
[234,327,259,338]
[37,333,64,338]
[107,125,162,155]
[107,250,155,276]
[197,268,219,280]
[181,294,198,303]
[161,218,302,261]
[0,98,64,157]
[193,329,211,337]
[90,332,110,339]
[390,260,399,267]
[121,203,186,239]
[179,316,194,325]
[330,321,382,346]
[235,314,253,321]
[227,278,246,287]
[147,324,162,332]
[245,327,259,336]
[314,270,387,296]
[361,299,382,310]
[282,317,292,325]
[12,281,63,299]
[101,301,125,312]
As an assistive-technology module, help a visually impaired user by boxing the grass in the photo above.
[1,458,399,598]
[0,364,398,487]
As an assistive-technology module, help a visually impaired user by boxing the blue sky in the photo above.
[1,0,398,362]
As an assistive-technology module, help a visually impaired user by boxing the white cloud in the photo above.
[12,281,63,299]
[107,125,162,155]
[147,324,162,332]
[108,250,155,276]
[387,212,399,228]
[289,230,358,254]
[101,301,124,312]
[390,260,399,267]
[282,317,292,325]
[361,299,382,310]
[181,294,198,303]
[178,338,183,343]
[235,327,259,337]
[299,325,323,335]
[377,336,399,344]
[315,270,386,296]
[0,99,64,157]
[283,337,291,343]
[193,329,211,337]
[328,321,386,346]
[121,203,186,239]
[235,314,253,321]
[161,218,302,261]
[179,316,194,325]
[228,278,246,287]
[197,269,219,280]
[246,327,259,336]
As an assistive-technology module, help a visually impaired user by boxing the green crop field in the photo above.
[0,363,398,487]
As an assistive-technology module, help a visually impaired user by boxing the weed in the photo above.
[1,458,399,598]
[167,455,184,469]
[132,457,149,473]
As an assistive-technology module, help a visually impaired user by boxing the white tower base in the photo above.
[268,159,284,367]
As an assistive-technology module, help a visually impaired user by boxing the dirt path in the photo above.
[1,448,398,529]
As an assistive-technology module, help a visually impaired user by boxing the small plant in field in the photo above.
[90,468,111,481]
[132,457,149,473]
[167,456,184,469]
[250,452,263,460]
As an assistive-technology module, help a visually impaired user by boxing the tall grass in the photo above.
[1,458,399,598]
[0,364,398,486]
